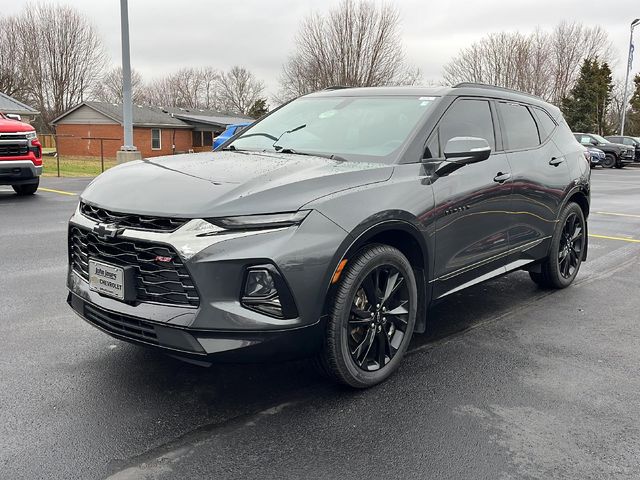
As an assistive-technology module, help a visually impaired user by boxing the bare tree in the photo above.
[16,4,106,127]
[443,21,614,105]
[277,0,421,102]
[0,16,28,99]
[216,66,264,115]
[91,66,146,104]
[144,67,222,109]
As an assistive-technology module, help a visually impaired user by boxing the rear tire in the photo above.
[602,154,616,168]
[529,202,585,289]
[13,179,39,196]
[316,244,417,388]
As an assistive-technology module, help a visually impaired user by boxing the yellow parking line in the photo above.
[589,234,640,244]
[594,211,640,219]
[39,187,77,196]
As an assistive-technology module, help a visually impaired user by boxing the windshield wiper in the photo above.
[277,147,347,162]
[273,124,306,151]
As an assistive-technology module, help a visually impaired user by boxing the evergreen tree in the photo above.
[561,59,613,134]
[626,74,640,136]
[247,98,269,119]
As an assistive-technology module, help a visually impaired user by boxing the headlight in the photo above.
[25,131,37,140]
[207,210,310,230]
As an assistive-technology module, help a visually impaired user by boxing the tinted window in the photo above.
[499,103,539,150]
[532,108,556,141]
[437,99,496,155]
[607,136,621,143]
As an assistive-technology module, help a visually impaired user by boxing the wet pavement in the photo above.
[1,167,640,479]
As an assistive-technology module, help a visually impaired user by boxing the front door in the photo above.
[424,98,513,299]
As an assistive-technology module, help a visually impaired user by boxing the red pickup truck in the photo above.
[0,113,42,195]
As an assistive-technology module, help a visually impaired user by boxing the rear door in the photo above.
[425,97,513,299]
[497,102,570,261]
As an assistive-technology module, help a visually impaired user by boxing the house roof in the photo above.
[0,92,39,115]
[51,101,252,129]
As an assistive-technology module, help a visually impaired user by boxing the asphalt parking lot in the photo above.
[1,167,640,480]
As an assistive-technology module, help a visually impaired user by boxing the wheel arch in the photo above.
[322,218,430,333]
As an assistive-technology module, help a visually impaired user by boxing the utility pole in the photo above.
[620,18,640,136]
[117,0,141,163]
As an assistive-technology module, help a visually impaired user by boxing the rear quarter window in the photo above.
[498,102,540,150]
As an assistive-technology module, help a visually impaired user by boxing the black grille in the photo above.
[84,303,158,344]
[70,225,200,307]
[0,144,29,157]
[80,202,189,232]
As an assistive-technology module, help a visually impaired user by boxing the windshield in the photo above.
[591,134,609,144]
[228,95,437,163]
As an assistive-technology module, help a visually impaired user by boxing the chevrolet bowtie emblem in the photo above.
[93,222,123,240]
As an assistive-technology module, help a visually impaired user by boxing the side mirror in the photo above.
[590,140,598,146]
[443,137,491,164]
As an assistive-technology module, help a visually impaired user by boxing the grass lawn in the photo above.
[42,155,118,177]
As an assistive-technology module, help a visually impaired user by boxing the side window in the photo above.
[532,108,556,142]
[577,135,591,145]
[435,99,496,157]
[498,102,540,150]
[151,128,162,150]
[623,138,634,146]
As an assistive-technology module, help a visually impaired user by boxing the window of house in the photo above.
[428,99,495,158]
[192,131,203,147]
[202,131,213,147]
[498,103,540,150]
[151,129,161,150]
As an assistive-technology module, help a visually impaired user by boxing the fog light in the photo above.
[241,266,299,319]
[244,269,276,298]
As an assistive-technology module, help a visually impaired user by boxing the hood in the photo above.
[81,151,393,218]
[0,117,35,133]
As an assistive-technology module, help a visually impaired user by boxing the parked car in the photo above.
[586,146,605,167]
[212,122,252,150]
[0,112,42,195]
[573,133,634,168]
[67,84,590,388]
[605,135,640,161]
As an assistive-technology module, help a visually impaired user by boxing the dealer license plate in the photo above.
[89,259,125,300]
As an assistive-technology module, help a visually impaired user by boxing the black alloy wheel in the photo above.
[317,244,417,388]
[348,265,410,371]
[529,202,586,289]
[557,211,584,279]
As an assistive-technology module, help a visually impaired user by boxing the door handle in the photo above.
[549,157,564,166]
[493,172,511,183]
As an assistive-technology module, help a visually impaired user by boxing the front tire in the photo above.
[529,202,585,289]
[13,179,39,196]
[602,154,616,168]
[317,244,417,388]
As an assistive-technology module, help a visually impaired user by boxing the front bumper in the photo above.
[67,206,348,362]
[621,152,635,164]
[0,159,42,185]
[68,292,324,363]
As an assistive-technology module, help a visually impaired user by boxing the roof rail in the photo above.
[323,85,352,91]
[453,82,544,101]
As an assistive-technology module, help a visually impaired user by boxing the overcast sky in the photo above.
[5,0,640,99]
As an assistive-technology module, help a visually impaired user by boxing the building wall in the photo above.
[55,124,192,158]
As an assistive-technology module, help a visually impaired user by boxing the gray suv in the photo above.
[67,84,591,387]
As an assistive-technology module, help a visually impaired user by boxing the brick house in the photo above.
[51,101,252,158]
